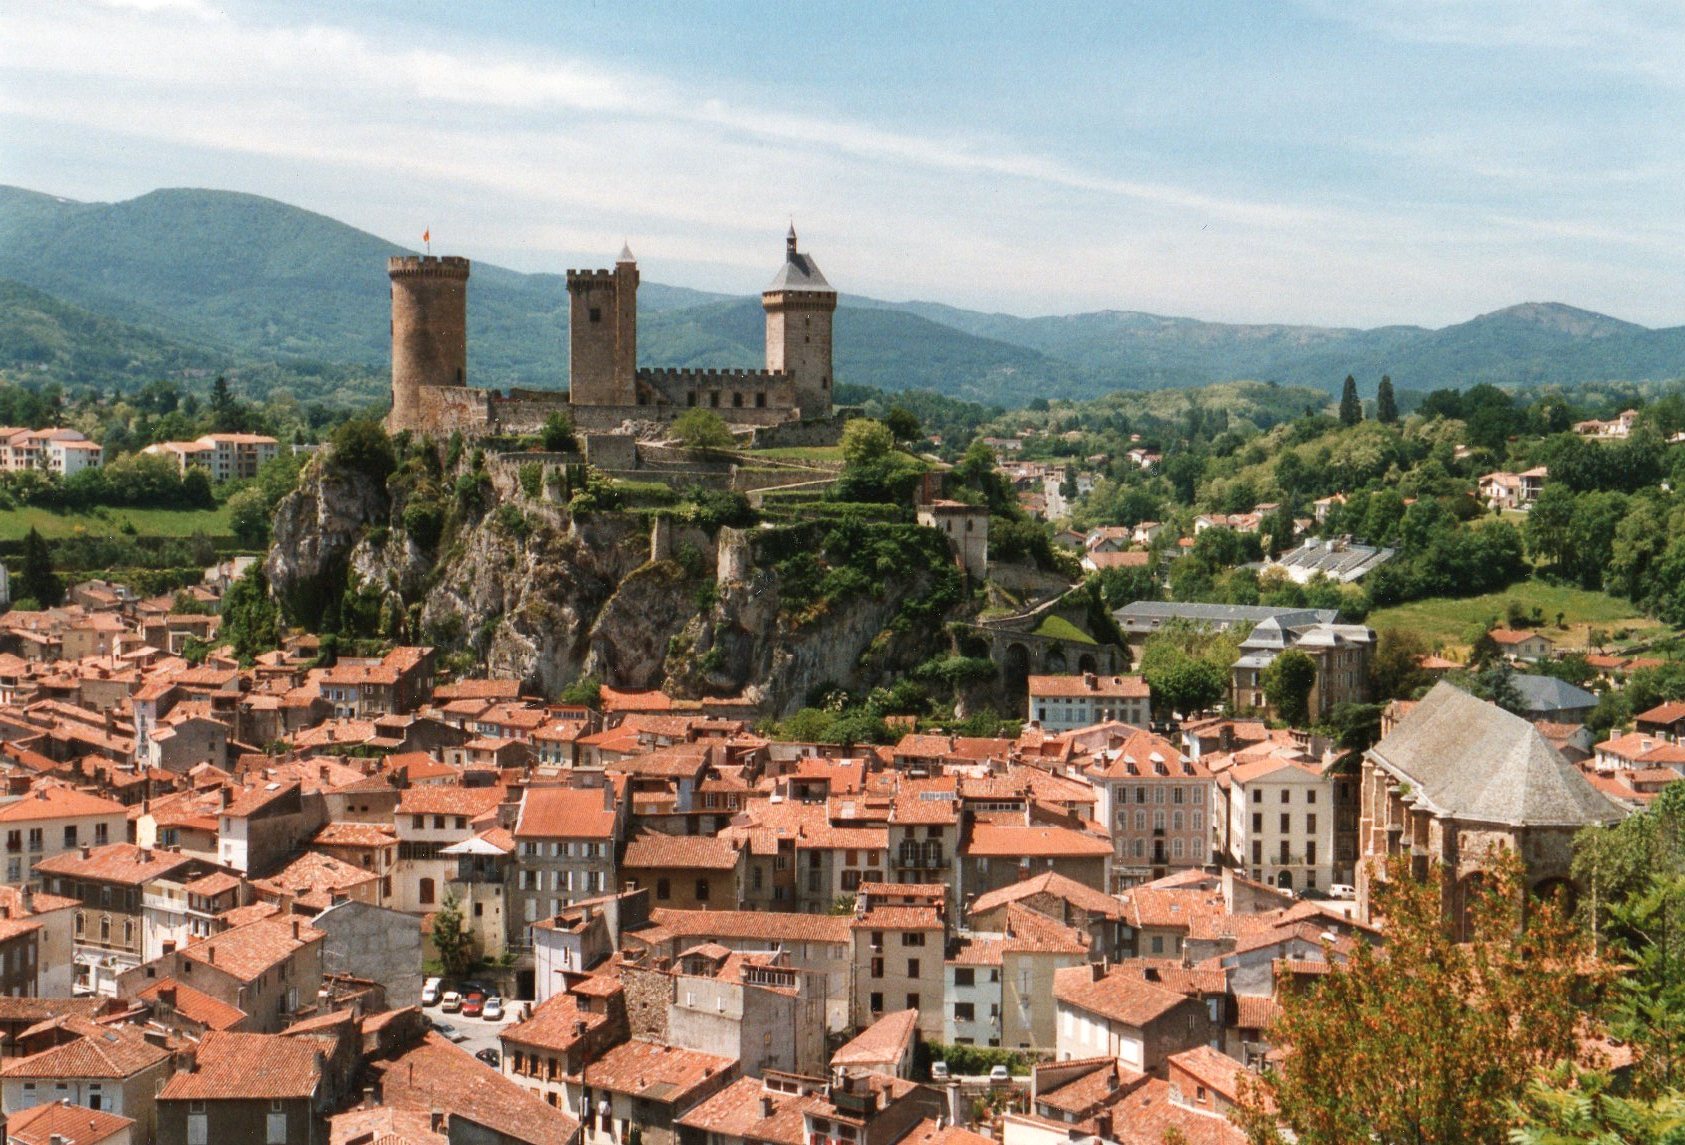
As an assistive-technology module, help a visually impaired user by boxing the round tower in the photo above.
[388,255,470,432]
[763,226,838,420]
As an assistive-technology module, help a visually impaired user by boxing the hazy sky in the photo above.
[3,0,1682,327]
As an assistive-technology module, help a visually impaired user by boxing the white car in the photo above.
[1329,884,1357,901]
[421,977,442,1007]
[482,996,504,1022]
[930,1062,949,1081]
[989,1064,1012,1083]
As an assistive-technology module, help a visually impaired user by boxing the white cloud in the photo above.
[0,1,1680,327]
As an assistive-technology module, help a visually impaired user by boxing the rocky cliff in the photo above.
[265,449,969,714]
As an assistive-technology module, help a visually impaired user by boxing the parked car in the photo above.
[440,991,463,1013]
[482,996,504,1022]
[421,978,442,1007]
[1298,886,1330,901]
[432,1022,464,1042]
[930,1061,949,1081]
[462,994,484,1018]
[476,1048,501,1067]
[989,1064,1012,1083]
[1329,883,1357,900]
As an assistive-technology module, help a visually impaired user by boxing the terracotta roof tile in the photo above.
[160,1031,320,1099]
[1,1018,169,1079]
[582,1038,736,1101]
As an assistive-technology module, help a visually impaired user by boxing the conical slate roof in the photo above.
[1367,681,1624,827]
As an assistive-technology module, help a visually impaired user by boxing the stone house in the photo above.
[512,785,622,927]
[34,843,197,997]
[1052,961,1220,1074]
[621,831,744,910]
[117,915,324,1034]
[155,1031,323,1145]
[0,1019,171,1144]
[851,906,945,1040]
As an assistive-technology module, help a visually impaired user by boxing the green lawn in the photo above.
[0,504,235,541]
[1366,581,1662,651]
[746,445,846,462]
[1032,613,1098,644]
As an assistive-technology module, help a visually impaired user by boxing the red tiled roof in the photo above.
[34,842,194,886]
[582,1038,736,1101]
[515,785,617,839]
[966,824,1111,858]
[1,1018,169,1079]
[832,1008,917,1067]
[160,1031,320,1099]
[4,1100,134,1145]
[623,830,740,871]
[137,978,247,1031]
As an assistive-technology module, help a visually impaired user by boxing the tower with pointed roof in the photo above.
[762,225,838,420]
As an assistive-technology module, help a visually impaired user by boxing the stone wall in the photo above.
[412,384,492,436]
[619,961,672,1043]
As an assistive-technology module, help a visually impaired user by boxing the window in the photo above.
[1280,814,1291,833]
[589,307,602,322]
[27,828,41,852]
[1307,790,1317,805]
[907,993,920,1010]
[100,916,110,942]
[455,817,467,830]
[267,1109,288,1144]
[695,880,710,901]
[418,878,435,906]
[1172,787,1184,804]
[63,825,77,848]
[870,992,883,1013]
[1153,787,1166,804]
[1251,790,1262,805]
[412,815,424,830]
[1172,838,1184,858]
[954,968,975,987]
[1252,841,1263,864]
[902,932,925,947]
[1171,811,1183,831]
[870,957,884,978]
[1307,814,1317,833]
[1151,936,1164,954]
[433,815,446,830]
[1307,842,1317,865]
[1134,810,1146,831]
[188,1114,208,1145]
[1134,787,1146,804]
[1280,789,1291,804]
[1252,813,1262,832]
[954,1001,975,1021]
[907,958,920,978]
[1193,787,1204,805]
[1153,810,1165,831]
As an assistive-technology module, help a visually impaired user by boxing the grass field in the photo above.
[0,504,235,541]
[746,445,846,462]
[1366,580,1663,652]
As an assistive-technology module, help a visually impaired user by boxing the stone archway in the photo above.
[1078,653,1098,675]
[1004,643,1031,692]
[1044,647,1068,674]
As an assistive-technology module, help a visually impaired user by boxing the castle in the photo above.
[386,228,838,436]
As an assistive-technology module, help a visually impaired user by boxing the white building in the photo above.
[142,433,279,482]
[1028,674,1151,733]
[1213,751,1339,894]
[945,936,1004,1046]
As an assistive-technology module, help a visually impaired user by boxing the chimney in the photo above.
[362,1084,377,1109]
[207,945,216,964]
[292,919,300,940]
[760,1094,775,1119]
[80,845,91,860]
[1095,1112,1113,1141]
[20,887,33,914]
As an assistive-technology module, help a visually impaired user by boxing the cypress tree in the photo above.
[1377,375,1399,424]
[18,528,63,608]
[1339,375,1363,426]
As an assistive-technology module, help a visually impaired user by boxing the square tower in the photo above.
[762,227,838,420]
[567,246,639,407]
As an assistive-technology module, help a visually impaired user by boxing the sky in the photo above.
[1,0,1682,328]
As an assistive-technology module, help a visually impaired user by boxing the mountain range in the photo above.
[1,184,1682,407]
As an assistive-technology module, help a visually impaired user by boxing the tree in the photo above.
[884,406,922,442]
[1338,375,1362,427]
[1376,375,1399,425]
[1234,851,1604,1145]
[1261,649,1318,725]
[841,419,896,467]
[430,890,475,978]
[1370,627,1432,700]
[1508,1063,1685,1142]
[330,418,396,486]
[559,674,603,708]
[220,564,281,662]
[671,409,736,452]
[227,487,270,548]
[539,410,577,453]
[18,528,63,608]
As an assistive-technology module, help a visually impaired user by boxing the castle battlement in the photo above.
[638,367,785,382]
[565,268,617,284]
[388,255,470,278]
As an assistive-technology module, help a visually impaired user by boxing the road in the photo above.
[425,1000,525,1064]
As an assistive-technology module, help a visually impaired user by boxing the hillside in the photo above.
[2,185,1683,406]
[0,277,221,386]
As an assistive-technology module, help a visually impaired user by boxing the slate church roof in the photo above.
[1366,681,1624,828]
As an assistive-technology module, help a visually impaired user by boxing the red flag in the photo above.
[423,228,430,244]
